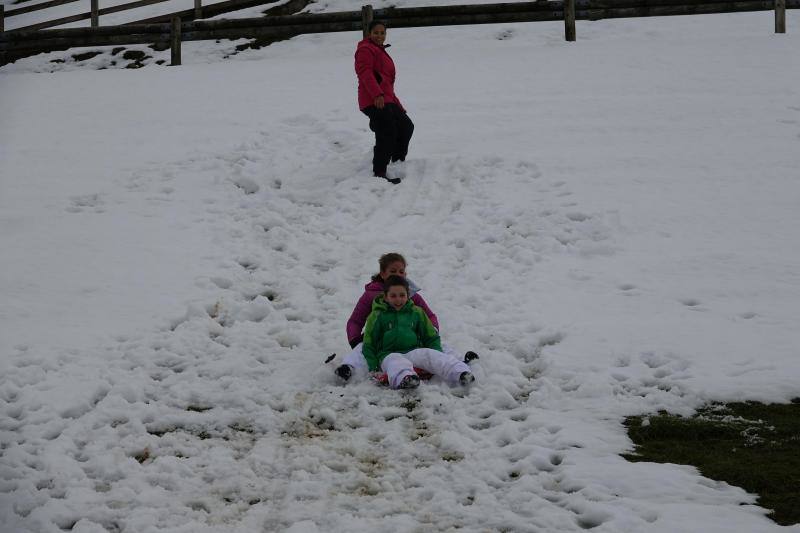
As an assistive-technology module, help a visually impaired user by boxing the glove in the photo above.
[349,335,363,349]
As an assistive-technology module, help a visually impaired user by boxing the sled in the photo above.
[372,367,433,386]
[325,351,478,386]
[372,350,478,386]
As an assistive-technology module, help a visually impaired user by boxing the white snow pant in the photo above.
[342,343,460,380]
[381,348,470,389]
[342,343,371,376]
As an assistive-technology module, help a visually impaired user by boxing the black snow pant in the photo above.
[362,103,414,177]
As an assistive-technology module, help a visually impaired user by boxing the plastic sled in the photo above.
[373,367,433,386]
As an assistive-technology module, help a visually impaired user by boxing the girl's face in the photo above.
[380,261,406,281]
[368,25,386,46]
[385,285,408,310]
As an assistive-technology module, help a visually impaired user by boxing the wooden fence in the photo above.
[1,0,796,66]
[1,0,307,32]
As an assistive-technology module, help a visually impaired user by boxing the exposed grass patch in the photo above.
[623,399,800,525]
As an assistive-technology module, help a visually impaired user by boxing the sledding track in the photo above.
[1,112,718,532]
[4,16,800,531]
[0,113,618,532]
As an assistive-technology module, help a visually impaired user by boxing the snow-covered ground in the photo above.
[2,7,800,532]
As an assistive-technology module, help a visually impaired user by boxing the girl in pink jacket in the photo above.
[335,252,478,382]
[355,21,414,184]
[345,252,437,349]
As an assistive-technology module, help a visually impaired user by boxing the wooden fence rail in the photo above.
[4,0,174,31]
[4,0,82,18]
[2,0,302,32]
[1,0,796,66]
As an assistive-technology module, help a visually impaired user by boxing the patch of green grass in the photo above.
[623,399,800,526]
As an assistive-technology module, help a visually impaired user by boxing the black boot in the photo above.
[399,375,420,389]
[459,371,475,386]
[335,364,352,382]
[375,171,401,185]
[464,351,480,364]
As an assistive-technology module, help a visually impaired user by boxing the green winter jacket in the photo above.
[362,296,443,371]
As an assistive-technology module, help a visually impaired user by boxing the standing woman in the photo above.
[355,21,414,184]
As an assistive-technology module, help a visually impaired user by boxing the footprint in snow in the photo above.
[66,193,104,213]
[679,298,707,311]
[640,351,672,369]
[496,28,515,40]
[232,177,259,195]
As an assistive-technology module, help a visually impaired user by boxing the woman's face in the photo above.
[368,25,386,46]
[380,261,406,281]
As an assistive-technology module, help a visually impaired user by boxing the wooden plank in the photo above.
[0,33,168,50]
[589,0,797,5]
[194,0,202,20]
[183,21,359,40]
[4,0,281,29]
[2,22,170,42]
[376,10,563,28]
[126,0,295,24]
[11,12,91,32]
[186,11,563,39]
[1,6,4,33]
[583,0,760,6]
[576,0,781,17]
[775,0,786,32]
[11,0,225,31]
[191,11,361,29]
[7,0,172,32]
[4,0,80,18]
[103,0,174,16]
[378,1,561,18]
[133,0,557,27]
[91,0,99,27]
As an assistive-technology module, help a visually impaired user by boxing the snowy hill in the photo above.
[1,7,800,532]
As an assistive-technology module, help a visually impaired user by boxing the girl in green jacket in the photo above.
[362,275,475,389]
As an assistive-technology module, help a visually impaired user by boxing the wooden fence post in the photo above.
[361,4,373,39]
[775,0,786,33]
[194,0,202,20]
[564,0,576,41]
[0,6,4,67]
[171,16,181,65]
[91,0,99,27]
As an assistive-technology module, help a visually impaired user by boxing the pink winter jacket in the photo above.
[346,280,438,347]
[354,38,405,111]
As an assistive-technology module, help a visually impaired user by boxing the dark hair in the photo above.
[368,20,387,32]
[383,275,409,294]
[370,252,407,282]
